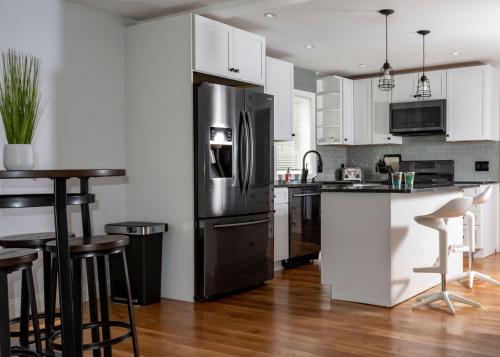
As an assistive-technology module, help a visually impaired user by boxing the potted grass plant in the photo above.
[0,49,42,170]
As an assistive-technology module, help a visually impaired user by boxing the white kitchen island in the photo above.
[321,184,478,307]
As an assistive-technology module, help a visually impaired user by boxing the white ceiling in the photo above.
[68,0,500,76]
[68,0,235,20]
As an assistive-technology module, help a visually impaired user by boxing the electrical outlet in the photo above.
[475,161,489,172]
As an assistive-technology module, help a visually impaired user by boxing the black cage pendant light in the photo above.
[378,9,395,91]
[415,30,431,99]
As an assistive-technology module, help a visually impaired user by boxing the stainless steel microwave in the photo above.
[389,99,446,136]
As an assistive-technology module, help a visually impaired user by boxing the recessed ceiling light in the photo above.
[358,64,367,68]
[304,44,317,49]
[264,12,277,18]
[451,51,463,56]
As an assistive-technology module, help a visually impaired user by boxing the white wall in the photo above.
[125,14,195,302]
[0,0,128,313]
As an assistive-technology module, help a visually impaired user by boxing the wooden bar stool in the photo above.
[46,235,140,356]
[0,248,42,356]
[412,197,481,315]
[448,186,500,288]
[0,232,75,351]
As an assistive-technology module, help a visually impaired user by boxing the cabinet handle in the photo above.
[229,67,235,72]
[387,137,391,140]
[344,138,348,141]
[446,134,450,137]
[235,68,240,73]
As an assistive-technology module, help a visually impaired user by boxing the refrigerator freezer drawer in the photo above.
[195,213,274,300]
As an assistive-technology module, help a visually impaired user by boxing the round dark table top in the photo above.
[0,169,125,179]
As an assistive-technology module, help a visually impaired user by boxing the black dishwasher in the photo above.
[283,186,321,268]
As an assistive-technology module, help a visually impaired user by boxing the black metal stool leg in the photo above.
[46,256,58,354]
[0,271,10,356]
[42,250,52,351]
[121,249,140,357]
[25,267,43,354]
[86,257,102,357]
[19,270,30,348]
[72,259,83,356]
[97,256,112,357]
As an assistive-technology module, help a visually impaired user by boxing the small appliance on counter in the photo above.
[337,164,363,182]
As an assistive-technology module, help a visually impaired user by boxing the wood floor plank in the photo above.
[103,254,500,357]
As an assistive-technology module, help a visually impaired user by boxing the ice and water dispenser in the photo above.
[209,126,233,178]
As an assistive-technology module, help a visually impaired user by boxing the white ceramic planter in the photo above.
[3,144,35,170]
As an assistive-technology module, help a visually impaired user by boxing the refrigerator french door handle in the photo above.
[245,111,254,193]
[213,218,271,229]
[243,112,251,194]
[238,111,247,193]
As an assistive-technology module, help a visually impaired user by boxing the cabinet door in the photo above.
[233,28,265,85]
[353,79,372,145]
[193,15,233,79]
[425,70,447,99]
[446,66,485,141]
[266,57,293,141]
[392,73,417,102]
[371,78,402,144]
[274,203,289,261]
[342,78,354,144]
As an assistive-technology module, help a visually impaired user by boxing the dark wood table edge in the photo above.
[0,169,126,179]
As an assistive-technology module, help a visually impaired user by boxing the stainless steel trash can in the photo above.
[105,222,167,306]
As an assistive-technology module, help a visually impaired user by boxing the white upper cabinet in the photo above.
[371,78,402,145]
[424,70,447,99]
[446,65,499,141]
[316,76,353,145]
[193,15,233,79]
[233,28,266,84]
[265,57,294,141]
[392,70,446,102]
[193,15,265,85]
[353,78,372,145]
[392,73,417,103]
[342,78,354,144]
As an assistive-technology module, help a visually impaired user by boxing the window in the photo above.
[275,90,316,177]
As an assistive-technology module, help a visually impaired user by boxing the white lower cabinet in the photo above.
[274,188,289,265]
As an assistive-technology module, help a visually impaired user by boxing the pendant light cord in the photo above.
[422,34,426,76]
[385,14,388,62]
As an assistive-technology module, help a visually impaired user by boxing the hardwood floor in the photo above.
[108,254,500,357]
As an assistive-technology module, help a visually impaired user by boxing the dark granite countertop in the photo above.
[274,181,356,188]
[453,181,500,185]
[320,183,481,193]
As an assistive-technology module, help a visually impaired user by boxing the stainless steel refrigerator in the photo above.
[194,83,274,300]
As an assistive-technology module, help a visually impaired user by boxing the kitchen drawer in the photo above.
[274,188,288,205]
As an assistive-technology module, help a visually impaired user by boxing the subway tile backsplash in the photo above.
[317,136,500,182]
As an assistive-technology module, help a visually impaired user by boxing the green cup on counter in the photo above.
[404,172,415,188]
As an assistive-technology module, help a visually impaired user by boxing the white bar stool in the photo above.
[448,186,500,288]
[412,196,481,315]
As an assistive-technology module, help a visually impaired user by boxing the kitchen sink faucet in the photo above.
[301,150,323,183]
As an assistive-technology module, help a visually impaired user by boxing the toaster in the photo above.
[340,167,362,181]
